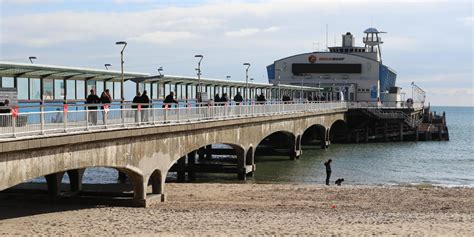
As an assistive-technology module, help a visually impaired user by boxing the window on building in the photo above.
[17,78,29,100]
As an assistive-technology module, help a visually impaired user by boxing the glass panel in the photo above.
[30,79,41,100]
[152,83,158,99]
[138,83,145,93]
[176,84,181,99]
[17,78,29,100]
[43,79,54,100]
[54,79,65,100]
[66,80,75,100]
[86,80,96,94]
[164,83,170,96]
[1,77,14,88]
[114,82,121,100]
[145,83,151,95]
[96,81,104,96]
[76,80,85,100]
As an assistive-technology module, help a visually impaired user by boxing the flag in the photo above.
[11,107,18,118]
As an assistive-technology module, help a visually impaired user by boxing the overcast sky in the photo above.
[1,0,472,106]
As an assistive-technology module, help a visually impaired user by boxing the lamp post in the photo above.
[115,41,127,102]
[243,63,251,101]
[104,64,111,70]
[226,76,231,80]
[194,55,203,95]
[29,56,37,64]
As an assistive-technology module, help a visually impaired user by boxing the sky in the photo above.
[0,0,472,106]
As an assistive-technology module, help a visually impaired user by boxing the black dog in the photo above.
[335,178,344,186]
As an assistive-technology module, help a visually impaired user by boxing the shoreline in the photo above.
[1,183,473,235]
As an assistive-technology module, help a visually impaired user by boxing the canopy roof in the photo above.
[133,75,321,91]
[0,61,149,81]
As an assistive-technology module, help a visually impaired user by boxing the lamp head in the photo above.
[243,63,250,66]
[194,55,203,58]
[115,41,127,45]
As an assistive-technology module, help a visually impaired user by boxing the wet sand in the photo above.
[0,183,473,235]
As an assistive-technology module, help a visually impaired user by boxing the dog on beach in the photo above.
[335,178,344,186]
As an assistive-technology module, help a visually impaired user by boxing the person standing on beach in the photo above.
[324,159,332,185]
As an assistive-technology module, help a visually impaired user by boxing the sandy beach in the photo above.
[0,183,473,236]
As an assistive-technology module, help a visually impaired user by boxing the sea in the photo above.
[40,106,473,187]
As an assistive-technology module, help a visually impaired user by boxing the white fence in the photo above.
[0,101,346,140]
[347,101,424,109]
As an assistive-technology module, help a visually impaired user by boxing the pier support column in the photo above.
[245,147,255,177]
[399,122,404,142]
[149,170,167,202]
[290,135,302,160]
[177,156,186,183]
[67,168,85,193]
[415,127,419,141]
[205,145,212,160]
[187,151,196,181]
[237,148,248,181]
[365,126,370,142]
[118,171,127,183]
[198,147,205,160]
[45,171,65,199]
[383,122,389,142]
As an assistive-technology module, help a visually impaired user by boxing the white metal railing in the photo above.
[347,101,424,109]
[0,101,346,140]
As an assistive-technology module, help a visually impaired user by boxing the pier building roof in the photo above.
[0,61,149,81]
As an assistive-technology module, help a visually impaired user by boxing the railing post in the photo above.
[11,115,16,138]
[40,106,45,135]
[138,106,141,126]
[63,109,68,133]
[152,104,156,124]
[177,104,181,122]
[86,106,89,131]
[164,105,168,123]
[121,102,125,127]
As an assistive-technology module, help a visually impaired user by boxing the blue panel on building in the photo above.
[379,64,397,93]
[266,64,275,83]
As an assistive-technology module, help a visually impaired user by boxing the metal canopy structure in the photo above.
[133,75,321,92]
[0,61,149,81]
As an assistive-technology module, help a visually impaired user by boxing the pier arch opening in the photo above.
[167,143,247,182]
[329,120,348,143]
[255,131,296,160]
[301,124,326,146]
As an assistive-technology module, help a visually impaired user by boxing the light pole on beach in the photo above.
[115,41,127,102]
[195,55,204,96]
[243,63,251,101]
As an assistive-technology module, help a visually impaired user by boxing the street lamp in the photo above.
[157,66,163,76]
[29,56,37,64]
[226,76,231,80]
[104,64,112,70]
[115,41,127,102]
[250,77,254,99]
[243,63,251,101]
[195,55,203,96]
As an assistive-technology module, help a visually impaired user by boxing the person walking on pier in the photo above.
[163,92,178,108]
[100,89,112,124]
[324,159,332,185]
[86,89,100,125]
[132,91,141,123]
[234,92,243,105]
[141,90,150,122]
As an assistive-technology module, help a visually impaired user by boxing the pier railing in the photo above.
[0,101,346,140]
[347,101,424,109]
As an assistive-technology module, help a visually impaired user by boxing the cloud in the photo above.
[457,16,474,26]
[225,26,280,37]
[129,31,199,44]
[1,0,60,4]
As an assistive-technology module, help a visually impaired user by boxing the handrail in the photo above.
[0,101,347,140]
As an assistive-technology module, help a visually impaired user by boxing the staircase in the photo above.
[366,108,423,128]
